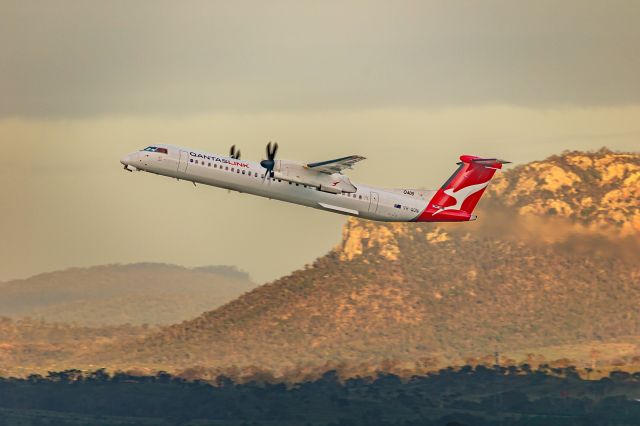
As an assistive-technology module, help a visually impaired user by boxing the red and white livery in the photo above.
[120,143,508,223]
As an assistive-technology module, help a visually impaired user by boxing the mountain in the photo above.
[0,263,255,326]
[484,148,639,234]
[90,149,638,373]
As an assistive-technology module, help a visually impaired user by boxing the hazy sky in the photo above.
[1,1,639,283]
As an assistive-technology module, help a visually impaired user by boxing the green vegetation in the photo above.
[1,366,640,425]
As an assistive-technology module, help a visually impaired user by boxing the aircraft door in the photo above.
[369,192,379,213]
[177,150,190,173]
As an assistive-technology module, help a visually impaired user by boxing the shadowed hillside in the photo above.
[87,149,639,373]
[2,366,640,426]
[0,264,255,326]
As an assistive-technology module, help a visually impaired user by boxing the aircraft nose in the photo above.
[120,152,138,166]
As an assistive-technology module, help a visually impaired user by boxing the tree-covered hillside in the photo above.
[91,150,639,373]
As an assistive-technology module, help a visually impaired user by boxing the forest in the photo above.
[1,365,640,425]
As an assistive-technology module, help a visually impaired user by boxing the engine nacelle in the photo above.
[273,160,357,193]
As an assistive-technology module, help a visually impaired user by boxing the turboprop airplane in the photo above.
[120,143,508,222]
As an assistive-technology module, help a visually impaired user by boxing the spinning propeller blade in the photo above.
[229,145,241,160]
[260,141,278,182]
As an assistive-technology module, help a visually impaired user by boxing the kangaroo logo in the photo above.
[432,181,490,216]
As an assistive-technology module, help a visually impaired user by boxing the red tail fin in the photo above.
[415,155,508,222]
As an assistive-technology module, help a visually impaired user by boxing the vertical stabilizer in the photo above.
[415,155,508,222]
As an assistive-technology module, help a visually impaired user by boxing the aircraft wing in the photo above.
[306,155,366,174]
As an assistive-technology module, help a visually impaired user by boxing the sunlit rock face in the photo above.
[485,148,640,235]
[339,218,407,261]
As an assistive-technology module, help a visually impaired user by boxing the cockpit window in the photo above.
[142,146,168,154]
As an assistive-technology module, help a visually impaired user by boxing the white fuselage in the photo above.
[121,144,435,222]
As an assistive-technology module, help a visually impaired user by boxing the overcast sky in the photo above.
[1,1,639,283]
[2,1,640,116]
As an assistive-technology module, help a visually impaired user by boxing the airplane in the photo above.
[120,143,508,222]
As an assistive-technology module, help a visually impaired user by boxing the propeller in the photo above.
[229,145,241,160]
[260,141,278,181]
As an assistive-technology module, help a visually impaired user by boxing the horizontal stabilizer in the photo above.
[459,155,511,167]
[472,158,511,166]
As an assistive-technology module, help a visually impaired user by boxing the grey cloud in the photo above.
[1,0,639,117]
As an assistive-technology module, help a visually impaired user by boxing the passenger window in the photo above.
[242,170,245,175]
[231,168,234,172]
[359,195,362,199]
[225,166,229,170]
[190,159,193,163]
[208,163,211,167]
